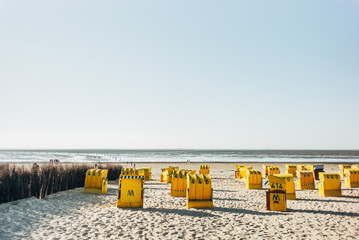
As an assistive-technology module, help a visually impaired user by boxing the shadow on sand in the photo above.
[341,195,359,199]
[145,187,168,191]
[287,208,359,217]
[144,182,166,186]
[129,208,218,218]
[212,207,286,216]
[211,177,230,180]
[213,189,238,193]
[126,207,286,217]
[296,198,358,204]
[105,187,119,195]
[213,197,247,202]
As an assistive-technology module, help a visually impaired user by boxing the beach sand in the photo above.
[0,163,358,239]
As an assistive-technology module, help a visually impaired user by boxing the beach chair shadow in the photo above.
[340,189,359,199]
[214,189,237,193]
[296,198,358,204]
[287,208,359,217]
[213,197,247,202]
[104,187,119,195]
[130,208,218,218]
[340,195,359,199]
[240,188,269,191]
[145,187,168,191]
[296,189,318,191]
[144,182,165,186]
[212,207,287,216]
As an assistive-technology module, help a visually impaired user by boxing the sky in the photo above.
[0,0,359,149]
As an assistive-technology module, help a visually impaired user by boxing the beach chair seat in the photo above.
[199,165,210,174]
[266,175,286,212]
[237,166,252,181]
[344,169,359,188]
[84,169,108,194]
[318,173,341,197]
[245,170,262,189]
[117,175,144,208]
[171,169,194,197]
[262,164,272,178]
[160,166,178,183]
[273,174,296,199]
[338,164,351,178]
[296,171,315,190]
[285,165,297,178]
[139,167,152,181]
[121,168,139,177]
[268,166,280,176]
[187,174,213,208]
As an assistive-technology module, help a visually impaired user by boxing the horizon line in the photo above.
[1,148,359,151]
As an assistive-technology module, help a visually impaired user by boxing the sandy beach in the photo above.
[0,163,358,239]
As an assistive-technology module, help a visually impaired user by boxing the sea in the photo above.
[0,149,358,163]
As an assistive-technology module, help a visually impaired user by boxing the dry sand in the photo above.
[0,163,358,239]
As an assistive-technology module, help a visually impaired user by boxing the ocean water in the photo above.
[0,150,358,163]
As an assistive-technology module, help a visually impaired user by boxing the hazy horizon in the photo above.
[1,148,359,151]
[1,148,359,163]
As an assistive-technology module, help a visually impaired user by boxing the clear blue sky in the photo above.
[0,0,358,149]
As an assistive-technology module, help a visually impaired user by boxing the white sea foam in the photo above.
[0,150,358,163]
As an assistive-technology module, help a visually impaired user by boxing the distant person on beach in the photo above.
[32,163,39,170]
